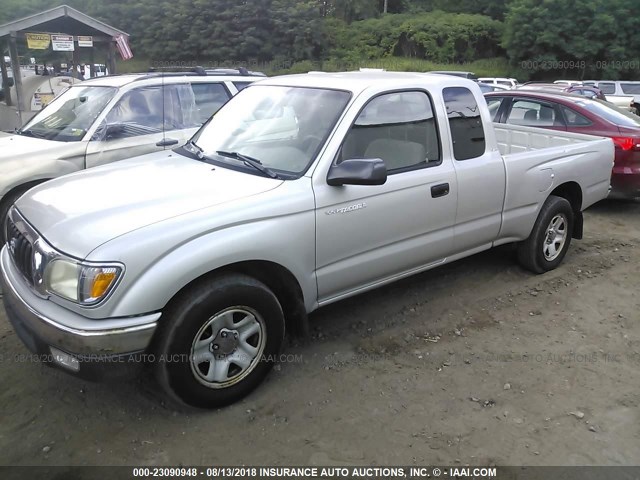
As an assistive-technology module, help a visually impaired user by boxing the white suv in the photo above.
[0,70,263,242]
[478,77,518,89]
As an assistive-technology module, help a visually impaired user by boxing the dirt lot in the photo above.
[0,199,638,468]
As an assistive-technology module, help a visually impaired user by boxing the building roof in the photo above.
[0,4,128,39]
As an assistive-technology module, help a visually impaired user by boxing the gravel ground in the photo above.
[0,198,638,467]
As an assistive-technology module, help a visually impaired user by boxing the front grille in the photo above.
[7,218,34,285]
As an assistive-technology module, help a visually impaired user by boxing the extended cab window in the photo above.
[339,91,440,172]
[443,87,485,160]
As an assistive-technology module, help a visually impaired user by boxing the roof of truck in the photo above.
[257,71,478,93]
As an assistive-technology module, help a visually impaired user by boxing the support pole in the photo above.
[9,32,24,124]
[1,40,12,106]
[89,48,95,78]
[107,41,116,75]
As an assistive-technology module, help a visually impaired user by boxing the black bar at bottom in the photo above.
[1,466,640,480]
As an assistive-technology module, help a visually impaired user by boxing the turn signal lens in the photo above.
[90,271,117,299]
[80,266,120,304]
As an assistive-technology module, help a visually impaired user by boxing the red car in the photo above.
[485,91,640,198]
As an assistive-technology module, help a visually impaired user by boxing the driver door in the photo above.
[313,90,458,303]
[85,85,198,168]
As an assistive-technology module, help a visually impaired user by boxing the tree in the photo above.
[503,0,640,79]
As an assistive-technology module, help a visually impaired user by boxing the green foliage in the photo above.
[503,0,640,79]
[326,11,504,64]
[2,0,640,80]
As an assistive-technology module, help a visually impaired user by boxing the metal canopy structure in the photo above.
[0,5,129,111]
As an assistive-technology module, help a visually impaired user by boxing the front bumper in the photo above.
[1,246,159,378]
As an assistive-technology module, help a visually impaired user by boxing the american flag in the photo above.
[115,34,133,60]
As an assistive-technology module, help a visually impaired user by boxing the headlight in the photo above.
[45,259,122,305]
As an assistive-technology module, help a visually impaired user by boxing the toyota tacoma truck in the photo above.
[1,72,614,409]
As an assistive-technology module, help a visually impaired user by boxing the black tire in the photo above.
[154,273,285,409]
[517,195,574,274]
[0,188,29,244]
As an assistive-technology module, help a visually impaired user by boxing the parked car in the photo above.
[554,80,583,86]
[430,70,478,80]
[518,82,607,101]
[479,77,518,89]
[0,70,264,243]
[518,82,634,111]
[478,83,510,93]
[485,90,640,198]
[1,73,613,408]
[583,81,640,114]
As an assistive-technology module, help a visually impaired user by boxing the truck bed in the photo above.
[493,123,610,155]
[492,123,614,244]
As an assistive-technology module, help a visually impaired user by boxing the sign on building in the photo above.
[77,36,93,47]
[51,34,74,51]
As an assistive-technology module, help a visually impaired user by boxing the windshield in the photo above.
[576,98,640,127]
[20,86,117,142]
[191,85,351,177]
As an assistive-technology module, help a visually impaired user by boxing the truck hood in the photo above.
[16,151,283,258]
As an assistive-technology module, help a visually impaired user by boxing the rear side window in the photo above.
[233,81,252,91]
[191,83,231,123]
[598,82,616,94]
[505,99,561,127]
[443,87,486,160]
[560,106,591,126]
[485,97,503,121]
[620,83,640,94]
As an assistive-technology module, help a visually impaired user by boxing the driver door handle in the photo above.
[431,183,450,198]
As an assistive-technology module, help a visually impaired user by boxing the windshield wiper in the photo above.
[216,150,279,179]
[18,128,47,139]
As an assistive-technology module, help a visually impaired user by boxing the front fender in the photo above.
[102,212,317,318]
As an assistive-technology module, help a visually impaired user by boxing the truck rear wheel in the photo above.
[517,195,574,274]
[154,273,285,409]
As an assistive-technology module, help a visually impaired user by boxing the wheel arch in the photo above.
[163,260,309,338]
[549,182,583,239]
[1,179,49,206]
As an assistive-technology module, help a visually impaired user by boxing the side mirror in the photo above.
[327,158,387,186]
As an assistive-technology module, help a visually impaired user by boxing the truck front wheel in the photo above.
[154,273,285,409]
[517,195,574,274]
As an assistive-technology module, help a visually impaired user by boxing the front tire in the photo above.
[517,195,574,274]
[154,273,285,409]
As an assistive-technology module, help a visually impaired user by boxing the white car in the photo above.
[553,80,583,86]
[478,77,518,89]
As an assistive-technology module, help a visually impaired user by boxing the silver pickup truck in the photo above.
[1,72,614,408]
